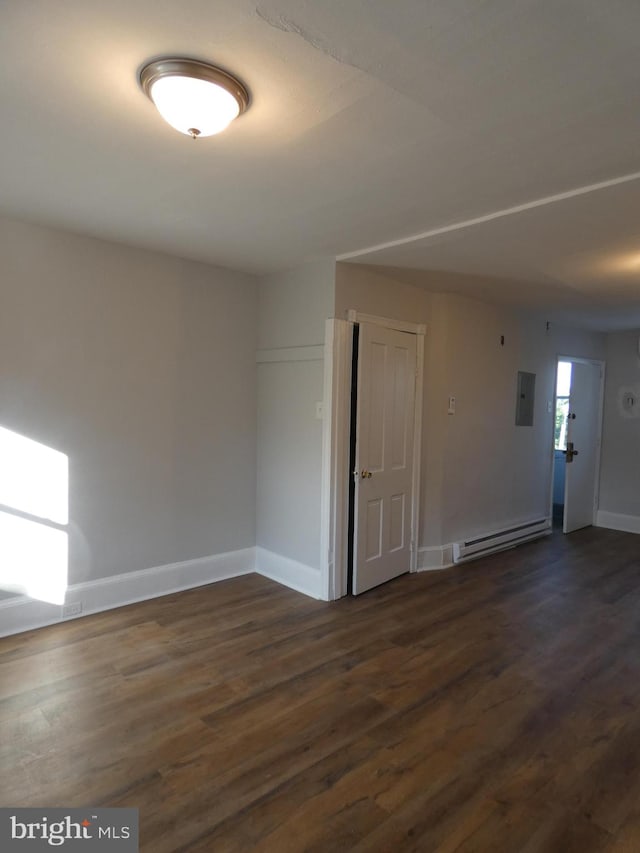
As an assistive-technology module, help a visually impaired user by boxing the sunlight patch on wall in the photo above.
[0,426,69,605]
[0,425,68,524]
[0,511,68,604]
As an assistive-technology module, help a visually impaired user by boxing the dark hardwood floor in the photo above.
[2,527,640,851]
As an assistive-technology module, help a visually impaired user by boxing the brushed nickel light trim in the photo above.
[139,57,250,138]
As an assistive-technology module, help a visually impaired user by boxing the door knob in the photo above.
[565,441,579,463]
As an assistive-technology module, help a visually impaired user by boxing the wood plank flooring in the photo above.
[1,526,640,851]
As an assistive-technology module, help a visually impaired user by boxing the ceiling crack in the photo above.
[254,5,366,74]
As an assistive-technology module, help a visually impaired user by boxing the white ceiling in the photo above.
[2,0,640,330]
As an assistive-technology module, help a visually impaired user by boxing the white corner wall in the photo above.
[0,216,258,601]
[255,260,335,598]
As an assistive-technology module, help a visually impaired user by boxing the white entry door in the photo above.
[563,361,602,533]
[352,323,416,595]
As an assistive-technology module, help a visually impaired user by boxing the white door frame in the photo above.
[320,311,426,600]
[548,354,606,530]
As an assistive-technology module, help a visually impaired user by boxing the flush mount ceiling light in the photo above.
[139,57,249,139]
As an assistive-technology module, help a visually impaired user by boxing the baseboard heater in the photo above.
[452,518,551,564]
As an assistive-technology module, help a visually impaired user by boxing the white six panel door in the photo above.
[353,323,416,595]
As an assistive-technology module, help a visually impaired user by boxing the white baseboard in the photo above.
[595,510,640,535]
[417,544,454,571]
[0,547,255,639]
[0,544,328,639]
[255,547,324,600]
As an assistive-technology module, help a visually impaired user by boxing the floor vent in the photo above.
[452,518,551,564]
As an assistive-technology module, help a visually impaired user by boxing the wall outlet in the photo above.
[62,601,83,619]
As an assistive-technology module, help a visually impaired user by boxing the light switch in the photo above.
[315,402,324,420]
[448,396,456,415]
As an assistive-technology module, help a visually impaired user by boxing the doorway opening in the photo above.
[551,357,605,534]
[552,360,572,527]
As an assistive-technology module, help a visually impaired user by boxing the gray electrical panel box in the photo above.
[515,371,536,426]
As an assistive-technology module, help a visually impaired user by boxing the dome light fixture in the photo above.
[139,57,249,139]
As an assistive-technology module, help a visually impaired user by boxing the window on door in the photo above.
[554,361,572,451]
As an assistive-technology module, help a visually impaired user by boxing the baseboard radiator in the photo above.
[452,518,551,564]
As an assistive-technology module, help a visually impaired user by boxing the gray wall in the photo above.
[436,295,604,544]
[256,260,335,569]
[0,215,622,612]
[0,216,258,593]
[334,263,435,324]
[335,263,605,549]
[259,260,334,349]
[598,330,640,519]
